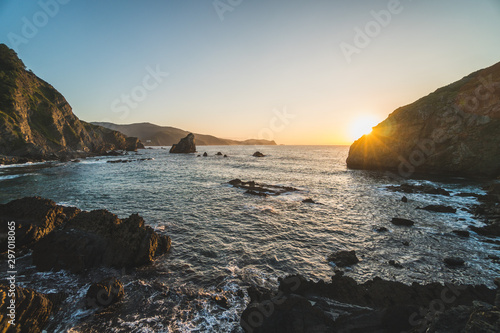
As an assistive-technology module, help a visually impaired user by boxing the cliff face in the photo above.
[346,61,500,179]
[0,44,141,161]
[92,122,278,146]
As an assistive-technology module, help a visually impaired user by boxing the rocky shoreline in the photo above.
[0,197,170,331]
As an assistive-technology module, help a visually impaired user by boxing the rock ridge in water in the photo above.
[169,133,196,153]
[346,61,500,178]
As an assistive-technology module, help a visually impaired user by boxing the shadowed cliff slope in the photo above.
[347,61,500,178]
[0,44,141,161]
[92,122,277,146]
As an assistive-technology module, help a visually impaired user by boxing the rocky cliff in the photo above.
[0,44,142,163]
[346,61,500,178]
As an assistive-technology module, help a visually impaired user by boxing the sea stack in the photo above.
[346,61,500,179]
[169,133,196,153]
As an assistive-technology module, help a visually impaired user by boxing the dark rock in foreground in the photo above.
[85,277,125,309]
[241,273,497,333]
[169,133,196,154]
[327,250,359,267]
[0,284,62,333]
[229,179,298,196]
[387,183,451,196]
[419,205,457,213]
[0,197,171,273]
[391,217,415,226]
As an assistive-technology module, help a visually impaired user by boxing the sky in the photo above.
[1,0,500,145]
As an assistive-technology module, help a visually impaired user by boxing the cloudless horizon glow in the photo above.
[1,0,499,145]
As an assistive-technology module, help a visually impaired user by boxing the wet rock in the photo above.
[470,221,500,237]
[229,179,298,196]
[386,184,451,196]
[453,230,470,237]
[302,198,315,204]
[242,273,497,333]
[375,226,388,232]
[402,241,410,246]
[327,250,359,267]
[211,295,229,309]
[224,154,228,158]
[33,210,171,273]
[0,197,78,252]
[169,133,196,154]
[401,196,408,203]
[85,277,124,308]
[388,260,403,269]
[253,151,265,157]
[391,217,414,227]
[215,152,223,156]
[203,152,208,157]
[419,205,457,213]
[0,284,59,333]
[444,257,465,267]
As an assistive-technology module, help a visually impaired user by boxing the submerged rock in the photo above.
[229,179,298,196]
[419,205,457,213]
[169,133,196,154]
[444,257,466,267]
[453,230,470,237]
[391,217,415,226]
[387,184,451,196]
[327,250,359,267]
[302,198,316,204]
[215,152,223,156]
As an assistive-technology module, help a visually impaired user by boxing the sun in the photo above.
[350,116,379,141]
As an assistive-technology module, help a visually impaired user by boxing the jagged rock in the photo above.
[419,205,457,213]
[401,196,408,202]
[169,133,196,153]
[327,250,359,267]
[241,273,497,333]
[0,197,79,252]
[391,217,415,226]
[33,210,171,273]
[0,284,62,333]
[253,151,265,157]
[346,61,500,178]
[203,152,208,157]
[85,277,124,308]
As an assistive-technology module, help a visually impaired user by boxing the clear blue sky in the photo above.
[1,0,499,144]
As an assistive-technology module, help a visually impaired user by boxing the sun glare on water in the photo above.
[350,116,379,141]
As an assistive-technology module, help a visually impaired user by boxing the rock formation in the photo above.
[0,197,171,273]
[0,44,143,164]
[347,61,500,178]
[169,133,196,154]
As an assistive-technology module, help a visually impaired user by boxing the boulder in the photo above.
[391,217,415,226]
[253,151,265,157]
[401,196,408,203]
[302,198,315,204]
[203,152,208,157]
[444,257,465,267]
[216,152,223,156]
[169,133,196,153]
[85,277,124,308]
[327,250,359,267]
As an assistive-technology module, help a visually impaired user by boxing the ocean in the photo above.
[0,145,498,332]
